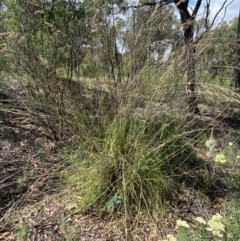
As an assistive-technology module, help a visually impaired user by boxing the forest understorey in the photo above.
[1,86,240,241]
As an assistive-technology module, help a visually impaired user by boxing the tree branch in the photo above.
[209,0,231,29]
[192,0,202,18]
[113,0,175,14]
[173,0,190,23]
[132,2,159,8]
[130,0,173,9]
[195,0,233,45]
[237,7,240,38]
[205,0,210,29]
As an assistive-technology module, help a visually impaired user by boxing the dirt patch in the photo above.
[0,90,63,239]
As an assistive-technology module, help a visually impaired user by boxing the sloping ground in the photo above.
[0,89,170,240]
[0,89,64,240]
[0,89,166,241]
[1,86,240,241]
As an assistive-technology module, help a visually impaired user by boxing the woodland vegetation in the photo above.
[1,0,240,240]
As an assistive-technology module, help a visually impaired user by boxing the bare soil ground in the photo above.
[1,86,240,241]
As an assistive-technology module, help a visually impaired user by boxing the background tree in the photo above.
[173,0,202,114]
[4,0,91,95]
[82,0,126,83]
[232,8,240,90]
[125,0,229,113]
[123,3,178,77]
[197,18,238,86]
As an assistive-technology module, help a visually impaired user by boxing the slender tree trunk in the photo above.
[114,45,122,83]
[174,0,201,114]
[232,8,240,90]
[232,48,240,90]
[184,23,199,113]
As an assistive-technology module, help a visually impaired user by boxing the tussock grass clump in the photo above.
[64,110,195,215]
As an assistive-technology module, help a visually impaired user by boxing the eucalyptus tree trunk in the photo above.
[174,0,201,114]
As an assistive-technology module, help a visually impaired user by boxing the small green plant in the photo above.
[205,135,217,156]
[207,213,225,238]
[221,142,240,166]
[17,175,27,187]
[222,194,240,241]
[162,234,177,241]
[60,219,79,241]
[17,225,28,241]
[213,141,240,166]
[106,195,123,212]
[164,214,226,241]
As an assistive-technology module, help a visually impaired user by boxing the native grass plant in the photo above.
[1,0,199,218]
[56,39,231,219]
[64,110,195,215]
[62,61,197,215]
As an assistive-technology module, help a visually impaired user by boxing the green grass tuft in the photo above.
[64,112,195,215]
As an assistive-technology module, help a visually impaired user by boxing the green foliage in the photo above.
[197,17,239,86]
[205,135,217,156]
[222,195,240,241]
[122,4,179,75]
[106,195,123,212]
[170,141,240,241]
[64,111,195,214]
[81,64,105,78]
[17,175,27,187]
[60,219,80,241]
[172,200,240,241]
[17,225,28,241]
[2,0,92,97]
[174,218,217,241]
[2,0,240,238]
